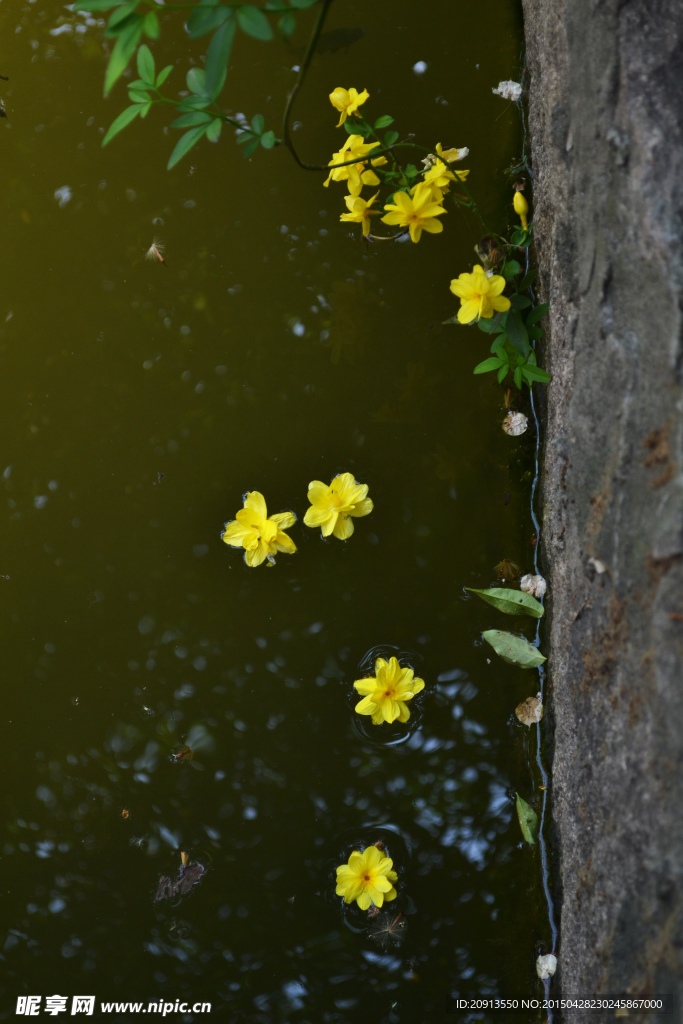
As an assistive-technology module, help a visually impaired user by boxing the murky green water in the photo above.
[1,2,552,1020]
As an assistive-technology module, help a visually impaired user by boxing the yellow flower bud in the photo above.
[513,190,529,230]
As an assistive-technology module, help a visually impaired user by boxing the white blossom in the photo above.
[502,411,528,436]
[520,574,547,598]
[492,80,522,102]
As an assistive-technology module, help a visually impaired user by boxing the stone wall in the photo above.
[521,0,683,1012]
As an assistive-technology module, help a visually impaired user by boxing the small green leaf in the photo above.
[206,117,223,142]
[139,100,152,118]
[260,129,275,149]
[528,325,544,341]
[205,17,235,98]
[187,3,232,39]
[278,12,296,35]
[477,314,505,335]
[522,364,551,383]
[482,630,546,667]
[156,64,173,88]
[509,293,531,309]
[127,88,150,103]
[289,0,317,6]
[236,128,255,144]
[473,357,505,375]
[506,309,530,357]
[520,268,537,289]
[143,11,159,38]
[502,259,521,279]
[102,101,143,145]
[384,130,399,146]
[251,113,264,134]
[136,43,155,84]
[74,0,121,10]
[171,110,213,128]
[241,135,260,158]
[516,793,538,845]
[344,119,370,136]
[514,365,522,389]
[104,15,144,95]
[176,96,211,111]
[186,67,208,95]
[237,4,273,39]
[466,587,544,618]
[491,337,507,359]
[526,302,549,326]
[497,364,508,384]
[105,1,138,34]
[167,124,208,169]
[374,115,394,129]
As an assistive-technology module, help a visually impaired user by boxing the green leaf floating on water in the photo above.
[467,587,544,618]
[516,792,538,844]
[482,630,546,667]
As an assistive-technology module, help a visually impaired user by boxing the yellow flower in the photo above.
[422,158,469,192]
[435,142,469,163]
[340,191,380,237]
[513,190,529,230]
[329,86,369,127]
[449,264,511,323]
[411,178,445,205]
[354,656,425,725]
[335,846,398,910]
[381,188,446,243]
[221,491,297,567]
[303,472,373,540]
[324,135,385,196]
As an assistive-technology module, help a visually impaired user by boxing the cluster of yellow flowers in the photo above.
[326,86,469,243]
[221,472,373,567]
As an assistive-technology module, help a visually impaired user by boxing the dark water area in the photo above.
[0,1,551,1020]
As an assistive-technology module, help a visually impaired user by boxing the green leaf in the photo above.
[241,135,260,158]
[497,364,508,384]
[156,64,173,88]
[502,259,521,279]
[167,124,208,169]
[74,0,121,10]
[104,15,144,95]
[102,102,145,145]
[177,95,211,111]
[473,357,506,375]
[466,587,544,618]
[516,793,538,845]
[260,129,275,149]
[206,117,223,142]
[482,630,546,667]
[477,314,505,335]
[186,67,208,95]
[127,88,150,102]
[289,0,317,6]
[236,128,255,144]
[143,11,159,38]
[491,337,507,359]
[171,110,213,127]
[526,302,549,326]
[187,3,232,39]
[105,1,138,34]
[506,309,530,357]
[344,118,370,136]
[522,364,551,383]
[384,130,399,146]
[374,115,394,129]
[514,366,522,389]
[205,17,235,98]
[139,100,152,118]
[237,4,273,39]
[520,267,537,290]
[509,293,531,309]
[251,113,264,134]
[136,43,155,84]
[278,11,297,35]
[528,325,544,341]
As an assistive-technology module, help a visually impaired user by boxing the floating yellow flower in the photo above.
[381,188,446,243]
[513,189,529,230]
[221,491,296,567]
[340,191,380,237]
[449,264,511,323]
[354,657,425,725]
[335,846,398,910]
[303,472,373,540]
[329,86,369,127]
[324,135,385,196]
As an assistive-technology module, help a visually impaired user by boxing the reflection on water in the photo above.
[0,0,548,1019]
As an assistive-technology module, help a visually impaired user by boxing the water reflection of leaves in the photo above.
[374,363,439,423]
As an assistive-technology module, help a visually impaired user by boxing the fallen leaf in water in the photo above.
[536,953,557,979]
[467,587,544,618]
[502,411,528,436]
[520,573,547,598]
[154,859,206,902]
[515,694,543,726]
[516,793,538,844]
[482,630,546,667]
[495,558,520,580]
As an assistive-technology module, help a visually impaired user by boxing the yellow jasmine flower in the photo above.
[335,846,398,910]
[303,472,373,540]
[329,86,369,127]
[513,189,529,230]
[435,142,469,163]
[422,158,469,191]
[411,178,445,205]
[449,264,511,323]
[340,191,380,237]
[381,188,446,243]
[354,656,425,725]
[221,491,297,567]
[324,135,385,196]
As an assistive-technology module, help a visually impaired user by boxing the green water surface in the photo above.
[0,2,551,1020]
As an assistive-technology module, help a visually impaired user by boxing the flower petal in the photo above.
[457,299,480,324]
[354,695,377,716]
[274,531,297,554]
[332,514,355,540]
[306,481,329,507]
[304,505,332,528]
[271,511,296,529]
[349,497,373,518]
[245,543,268,567]
[244,491,267,519]
[221,520,250,547]
[354,678,378,696]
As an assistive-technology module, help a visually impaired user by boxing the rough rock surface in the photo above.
[522,0,683,1013]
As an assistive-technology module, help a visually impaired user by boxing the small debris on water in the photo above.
[502,411,528,436]
[492,80,522,102]
[155,856,205,902]
[520,573,547,598]
[536,953,557,979]
[515,694,543,726]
